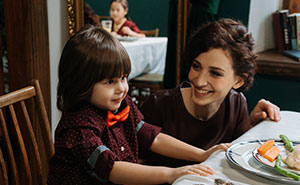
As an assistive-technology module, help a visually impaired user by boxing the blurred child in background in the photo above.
[109,0,145,38]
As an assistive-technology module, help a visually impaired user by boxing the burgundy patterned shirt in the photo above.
[47,95,161,185]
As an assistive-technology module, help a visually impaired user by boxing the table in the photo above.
[120,37,168,80]
[173,111,300,185]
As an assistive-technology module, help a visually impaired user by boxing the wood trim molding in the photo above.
[256,49,300,78]
[176,0,189,86]
[67,0,84,36]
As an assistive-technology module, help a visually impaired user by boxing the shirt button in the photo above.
[121,146,125,151]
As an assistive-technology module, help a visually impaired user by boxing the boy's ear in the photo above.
[232,76,245,90]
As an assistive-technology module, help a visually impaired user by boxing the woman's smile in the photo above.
[194,88,213,97]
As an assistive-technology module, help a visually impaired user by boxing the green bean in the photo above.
[274,155,300,181]
[280,134,294,152]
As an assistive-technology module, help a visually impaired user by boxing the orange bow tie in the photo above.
[106,105,130,127]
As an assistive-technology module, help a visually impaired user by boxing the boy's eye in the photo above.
[121,75,128,81]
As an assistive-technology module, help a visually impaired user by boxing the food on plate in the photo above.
[275,155,300,181]
[257,140,280,162]
[280,134,294,152]
[284,145,300,170]
[263,146,281,162]
[257,140,275,155]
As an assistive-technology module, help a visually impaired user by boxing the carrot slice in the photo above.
[263,146,281,162]
[257,140,275,155]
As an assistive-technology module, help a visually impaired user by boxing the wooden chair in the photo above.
[141,28,159,37]
[0,79,54,185]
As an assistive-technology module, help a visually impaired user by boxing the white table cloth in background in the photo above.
[120,37,168,80]
[173,111,300,185]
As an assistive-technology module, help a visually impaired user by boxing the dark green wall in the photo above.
[219,0,250,25]
[84,0,169,36]
[244,74,300,112]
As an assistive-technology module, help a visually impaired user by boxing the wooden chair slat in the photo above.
[20,100,43,185]
[33,80,54,159]
[9,104,32,185]
[0,147,8,185]
[0,109,20,185]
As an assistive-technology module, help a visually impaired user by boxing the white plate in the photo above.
[172,175,248,185]
[172,175,214,185]
[226,139,300,184]
[252,140,300,175]
[115,36,138,42]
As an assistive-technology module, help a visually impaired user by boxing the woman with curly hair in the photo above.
[141,19,281,167]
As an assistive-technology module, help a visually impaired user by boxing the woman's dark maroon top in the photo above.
[140,82,249,167]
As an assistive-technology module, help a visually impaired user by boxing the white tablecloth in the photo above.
[120,37,167,80]
[173,111,300,185]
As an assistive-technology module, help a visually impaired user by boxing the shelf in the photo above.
[256,49,300,78]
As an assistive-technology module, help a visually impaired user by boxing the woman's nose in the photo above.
[194,72,208,86]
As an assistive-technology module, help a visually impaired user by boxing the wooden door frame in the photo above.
[67,0,84,36]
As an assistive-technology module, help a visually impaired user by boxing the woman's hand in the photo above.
[249,99,281,126]
[168,164,214,184]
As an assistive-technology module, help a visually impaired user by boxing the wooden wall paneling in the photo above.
[3,0,50,118]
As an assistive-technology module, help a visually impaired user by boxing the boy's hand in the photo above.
[169,164,214,184]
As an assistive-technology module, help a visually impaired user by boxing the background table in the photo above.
[173,111,300,185]
[120,37,168,80]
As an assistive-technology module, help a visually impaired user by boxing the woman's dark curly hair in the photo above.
[57,24,131,112]
[182,18,257,92]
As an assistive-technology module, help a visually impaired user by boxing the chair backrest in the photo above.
[141,28,159,37]
[0,79,54,185]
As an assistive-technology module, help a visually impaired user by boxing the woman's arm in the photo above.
[150,133,230,163]
[109,161,213,184]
